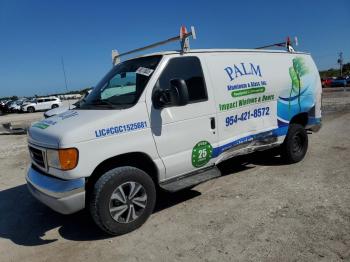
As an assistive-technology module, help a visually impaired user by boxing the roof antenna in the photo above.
[61,57,71,109]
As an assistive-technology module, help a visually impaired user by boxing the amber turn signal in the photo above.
[58,148,79,170]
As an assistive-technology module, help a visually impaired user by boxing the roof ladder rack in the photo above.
[255,36,298,52]
[112,26,197,65]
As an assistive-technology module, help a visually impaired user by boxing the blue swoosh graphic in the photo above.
[278,86,309,102]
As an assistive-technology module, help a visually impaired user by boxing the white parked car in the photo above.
[21,97,61,113]
[8,101,19,112]
[44,90,92,118]
[25,27,321,235]
[8,99,29,112]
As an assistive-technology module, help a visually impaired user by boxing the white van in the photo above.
[26,28,321,235]
[21,96,61,113]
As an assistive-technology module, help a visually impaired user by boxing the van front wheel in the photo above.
[281,123,308,164]
[90,166,156,235]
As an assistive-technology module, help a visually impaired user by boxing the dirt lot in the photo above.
[0,105,349,261]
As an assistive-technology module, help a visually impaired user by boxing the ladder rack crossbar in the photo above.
[112,30,194,65]
[255,36,298,53]
[255,42,286,49]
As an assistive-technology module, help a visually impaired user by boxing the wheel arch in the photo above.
[27,106,35,112]
[289,112,308,127]
[86,152,159,197]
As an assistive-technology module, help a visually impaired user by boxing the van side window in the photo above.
[158,57,208,103]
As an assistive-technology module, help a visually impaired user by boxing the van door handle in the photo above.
[210,117,216,130]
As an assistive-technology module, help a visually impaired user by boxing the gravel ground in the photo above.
[0,101,349,262]
[322,89,350,112]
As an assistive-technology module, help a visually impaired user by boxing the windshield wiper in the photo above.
[90,99,118,108]
[80,98,134,109]
[74,98,86,108]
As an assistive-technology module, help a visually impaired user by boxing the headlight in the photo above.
[47,148,79,170]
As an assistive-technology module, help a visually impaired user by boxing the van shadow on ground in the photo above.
[0,185,202,246]
[0,149,285,246]
[218,147,284,175]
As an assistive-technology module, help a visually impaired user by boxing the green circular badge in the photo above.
[192,141,213,168]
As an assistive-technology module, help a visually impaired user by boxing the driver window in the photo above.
[158,57,208,103]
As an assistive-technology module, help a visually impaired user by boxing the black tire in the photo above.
[51,104,59,109]
[90,166,156,235]
[27,107,35,113]
[281,123,308,163]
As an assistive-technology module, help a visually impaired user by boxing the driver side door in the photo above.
[147,56,218,179]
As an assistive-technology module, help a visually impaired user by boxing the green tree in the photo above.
[319,62,350,78]
[289,57,309,111]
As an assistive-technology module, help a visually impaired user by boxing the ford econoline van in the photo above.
[26,28,321,235]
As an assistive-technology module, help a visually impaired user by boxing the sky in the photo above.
[0,0,349,97]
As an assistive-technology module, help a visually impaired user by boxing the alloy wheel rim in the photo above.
[109,181,147,223]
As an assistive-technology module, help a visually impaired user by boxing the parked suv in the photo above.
[21,97,61,113]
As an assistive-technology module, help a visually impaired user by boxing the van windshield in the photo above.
[80,55,162,109]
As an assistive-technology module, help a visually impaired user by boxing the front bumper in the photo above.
[26,166,85,214]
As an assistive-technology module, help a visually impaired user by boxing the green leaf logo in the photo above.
[288,57,309,112]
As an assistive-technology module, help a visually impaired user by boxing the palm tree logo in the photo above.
[288,57,309,111]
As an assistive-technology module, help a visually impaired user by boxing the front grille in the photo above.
[29,146,45,168]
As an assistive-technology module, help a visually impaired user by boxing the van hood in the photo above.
[28,105,148,148]
[28,110,120,148]
[44,106,71,118]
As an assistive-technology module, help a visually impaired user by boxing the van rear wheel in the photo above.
[281,123,308,163]
[89,166,156,235]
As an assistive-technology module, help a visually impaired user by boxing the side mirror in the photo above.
[152,89,171,109]
[169,79,189,107]
[152,79,189,109]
